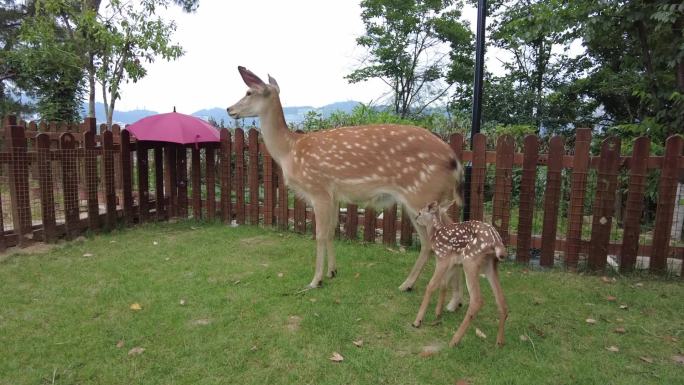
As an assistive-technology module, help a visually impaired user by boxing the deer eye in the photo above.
[246,91,252,96]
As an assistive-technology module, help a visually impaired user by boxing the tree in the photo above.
[347,0,473,118]
[574,0,684,142]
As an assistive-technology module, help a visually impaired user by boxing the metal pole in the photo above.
[463,0,487,221]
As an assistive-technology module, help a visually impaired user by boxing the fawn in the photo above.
[413,201,508,347]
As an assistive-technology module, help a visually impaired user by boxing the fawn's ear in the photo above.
[439,199,458,213]
[427,201,439,213]
[238,66,266,88]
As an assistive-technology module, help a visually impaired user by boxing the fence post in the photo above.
[206,146,216,220]
[587,137,621,270]
[399,207,413,247]
[492,134,515,244]
[383,203,397,246]
[650,135,684,273]
[177,146,188,218]
[5,120,32,246]
[36,133,57,243]
[60,133,79,240]
[137,142,149,222]
[220,129,232,223]
[277,164,288,230]
[540,135,565,267]
[346,204,359,241]
[120,130,133,224]
[234,128,246,224]
[294,195,306,233]
[102,130,117,229]
[248,128,260,225]
[470,133,487,221]
[448,133,464,221]
[263,146,275,226]
[154,144,164,221]
[191,146,201,219]
[619,137,650,272]
[164,144,178,219]
[364,207,376,243]
[112,124,122,191]
[83,119,100,230]
[565,128,592,269]
[516,135,539,263]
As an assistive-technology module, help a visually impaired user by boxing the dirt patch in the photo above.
[286,315,302,332]
[0,242,59,262]
[239,236,276,247]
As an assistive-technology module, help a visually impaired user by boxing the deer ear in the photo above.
[238,66,266,88]
[427,201,439,212]
[268,74,280,94]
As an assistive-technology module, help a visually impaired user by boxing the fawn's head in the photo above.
[415,201,439,227]
[227,66,280,119]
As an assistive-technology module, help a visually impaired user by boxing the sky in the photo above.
[110,1,500,113]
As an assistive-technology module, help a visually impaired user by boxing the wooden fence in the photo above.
[1,115,683,275]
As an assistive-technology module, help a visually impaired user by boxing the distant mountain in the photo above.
[82,101,361,126]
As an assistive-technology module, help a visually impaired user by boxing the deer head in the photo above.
[227,66,280,119]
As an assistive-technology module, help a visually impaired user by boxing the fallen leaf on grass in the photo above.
[606,295,617,302]
[614,327,626,334]
[233,280,241,285]
[635,282,644,287]
[129,303,142,311]
[153,241,158,245]
[519,335,529,342]
[616,318,624,323]
[352,339,363,347]
[116,340,124,348]
[277,272,284,278]
[606,346,620,352]
[672,355,684,365]
[330,352,344,362]
[455,380,471,385]
[309,298,317,303]
[128,347,144,356]
[250,345,258,351]
[354,272,360,279]
[333,299,341,304]
[663,335,679,343]
[639,356,654,364]
[191,318,211,326]
[585,318,597,324]
[601,276,615,284]
[475,328,487,339]
[83,253,93,257]
[179,299,186,306]
[619,305,629,310]
[419,346,440,358]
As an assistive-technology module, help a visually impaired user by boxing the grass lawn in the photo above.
[0,221,682,385]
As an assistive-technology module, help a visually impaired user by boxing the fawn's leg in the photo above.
[485,258,508,346]
[436,264,455,318]
[446,264,464,311]
[449,261,483,347]
[400,212,430,291]
[413,258,449,328]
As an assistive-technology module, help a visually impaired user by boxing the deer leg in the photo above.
[326,201,339,278]
[399,213,430,291]
[309,198,333,288]
[446,264,464,312]
[449,262,483,348]
[413,258,448,328]
[485,258,508,346]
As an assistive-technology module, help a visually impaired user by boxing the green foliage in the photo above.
[297,103,467,136]
[348,0,473,118]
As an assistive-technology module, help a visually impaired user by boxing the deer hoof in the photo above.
[327,269,337,278]
[446,300,463,312]
[399,284,413,292]
[412,320,422,328]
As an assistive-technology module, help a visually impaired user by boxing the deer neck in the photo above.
[259,95,295,162]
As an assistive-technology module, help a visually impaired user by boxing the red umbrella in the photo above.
[126,110,220,146]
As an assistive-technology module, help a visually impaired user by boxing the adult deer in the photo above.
[227,66,464,292]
